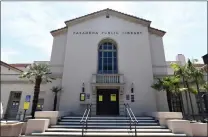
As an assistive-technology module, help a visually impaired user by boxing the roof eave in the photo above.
[64,8,151,27]
[50,27,68,37]
[148,27,166,37]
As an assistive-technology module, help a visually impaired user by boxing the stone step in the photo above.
[61,116,154,120]
[60,119,156,122]
[31,132,186,136]
[58,122,159,125]
[51,125,166,129]
[46,128,172,133]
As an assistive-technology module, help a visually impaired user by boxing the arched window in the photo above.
[98,41,117,74]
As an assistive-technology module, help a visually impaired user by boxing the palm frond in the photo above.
[19,63,55,83]
[51,86,62,93]
[203,82,208,91]
[188,87,198,94]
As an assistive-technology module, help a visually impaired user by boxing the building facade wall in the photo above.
[50,33,67,66]
[1,11,206,117]
[58,15,160,115]
[1,66,20,74]
[1,77,62,116]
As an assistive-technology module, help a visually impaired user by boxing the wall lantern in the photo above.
[131,83,134,93]
[120,87,124,95]
[82,83,85,93]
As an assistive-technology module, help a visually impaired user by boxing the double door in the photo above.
[97,89,119,115]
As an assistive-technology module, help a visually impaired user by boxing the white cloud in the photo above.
[2,1,207,63]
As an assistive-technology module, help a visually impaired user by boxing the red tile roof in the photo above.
[10,63,31,68]
[193,64,205,67]
[1,61,23,72]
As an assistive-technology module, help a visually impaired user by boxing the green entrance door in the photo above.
[97,89,119,115]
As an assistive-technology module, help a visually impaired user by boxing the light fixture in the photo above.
[82,83,85,93]
[120,87,124,95]
[131,83,134,93]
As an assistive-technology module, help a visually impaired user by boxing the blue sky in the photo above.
[2,1,207,63]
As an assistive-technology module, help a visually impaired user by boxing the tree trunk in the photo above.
[183,77,190,116]
[166,90,173,112]
[179,92,185,114]
[175,86,183,113]
[185,81,195,120]
[31,77,42,119]
[53,93,58,111]
[196,79,205,121]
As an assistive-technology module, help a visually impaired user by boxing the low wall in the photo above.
[167,119,192,136]
[35,111,59,125]
[1,122,24,137]
[25,119,49,135]
[167,119,208,136]
[191,122,208,136]
[21,122,27,135]
[34,111,70,125]
[151,112,183,126]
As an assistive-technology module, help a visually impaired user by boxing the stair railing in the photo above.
[124,103,138,136]
[80,104,92,137]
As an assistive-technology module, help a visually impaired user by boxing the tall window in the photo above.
[98,42,117,74]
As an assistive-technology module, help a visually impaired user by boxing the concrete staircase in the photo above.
[30,116,186,136]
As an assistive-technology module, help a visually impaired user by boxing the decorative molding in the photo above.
[148,27,166,37]
[91,83,125,87]
[50,27,67,37]
[51,8,166,37]
[65,8,151,27]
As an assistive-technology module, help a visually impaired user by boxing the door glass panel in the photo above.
[99,95,103,102]
[110,94,116,101]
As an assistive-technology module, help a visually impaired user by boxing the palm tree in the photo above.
[203,82,208,91]
[151,78,173,111]
[170,62,194,116]
[170,63,190,114]
[51,86,62,111]
[20,63,55,118]
[151,76,182,112]
[187,59,206,117]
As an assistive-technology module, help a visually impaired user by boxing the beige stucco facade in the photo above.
[0,9,206,118]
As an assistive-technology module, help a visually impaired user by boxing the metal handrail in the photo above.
[80,109,88,123]
[125,106,134,128]
[80,104,92,137]
[126,103,138,123]
[124,103,138,136]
